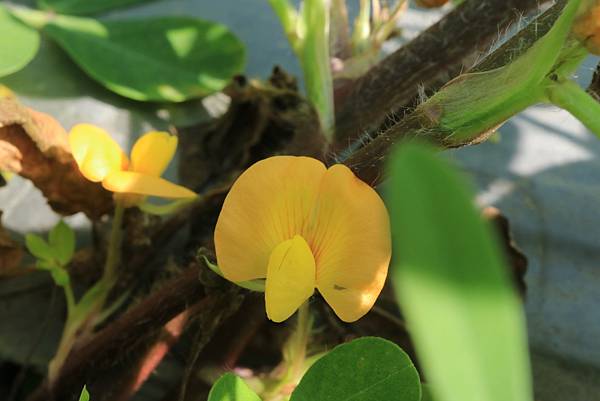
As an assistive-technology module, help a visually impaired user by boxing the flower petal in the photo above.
[102,171,197,199]
[313,164,391,322]
[265,235,316,322]
[69,124,128,182]
[130,131,178,176]
[214,156,327,282]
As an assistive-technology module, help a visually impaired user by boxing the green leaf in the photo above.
[0,4,40,77]
[38,0,156,15]
[25,234,55,262]
[43,15,245,102]
[35,259,55,270]
[387,143,532,401]
[208,373,262,401]
[50,268,70,287]
[49,220,75,265]
[78,385,90,401]
[290,337,421,401]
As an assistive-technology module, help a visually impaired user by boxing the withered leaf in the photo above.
[483,206,528,297]
[178,67,327,190]
[0,97,112,219]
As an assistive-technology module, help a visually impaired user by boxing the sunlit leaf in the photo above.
[0,4,40,77]
[44,15,245,101]
[208,373,262,401]
[38,0,156,15]
[291,337,421,401]
[387,143,532,401]
[49,220,75,265]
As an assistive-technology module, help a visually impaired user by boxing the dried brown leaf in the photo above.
[0,98,112,219]
[178,67,327,190]
[483,206,528,297]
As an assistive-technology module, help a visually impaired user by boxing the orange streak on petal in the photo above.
[214,156,326,282]
[313,164,391,322]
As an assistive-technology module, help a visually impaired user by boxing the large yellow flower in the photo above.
[69,124,196,203]
[214,156,391,323]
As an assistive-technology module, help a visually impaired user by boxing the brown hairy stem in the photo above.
[26,264,243,401]
[342,1,568,186]
[334,0,547,147]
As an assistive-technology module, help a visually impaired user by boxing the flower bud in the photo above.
[573,1,600,55]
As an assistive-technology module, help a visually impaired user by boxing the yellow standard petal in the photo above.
[102,171,197,199]
[130,131,178,177]
[312,164,391,322]
[69,124,128,182]
[214,156,327,282]
[265,235,316,323]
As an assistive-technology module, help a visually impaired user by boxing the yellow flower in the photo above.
[214,156,391,323]
[68,124,196,204]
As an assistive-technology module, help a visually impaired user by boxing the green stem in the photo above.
[101,201,125,286]
[267,0,299,50]
[47,320,78,384]
[300,0,335,139]
[47,202,125,384]
[5,4,52,30]
[288,302,311,376]
[63,281,76,317]
[263,302,313,401]
[546,79,600,139]
[352,0,371,54]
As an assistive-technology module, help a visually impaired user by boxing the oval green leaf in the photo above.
[387,143,532,401]
[208,373,262,401]
[38,0,156,15]
[44,14,245,101]
[0,5,40,77]
[49,220,75,265]
[25,233,55,262]
[291,337,421,401]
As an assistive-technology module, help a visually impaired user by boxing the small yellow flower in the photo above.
[214,156,391,323]
[68,124,196,204]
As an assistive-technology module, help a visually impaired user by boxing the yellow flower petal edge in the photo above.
[69,124,128,182]
[265,235,316,323]
[130,131,178,177]
[313,164,391,322]
[103,171,197,199]
[214,156,391,322]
